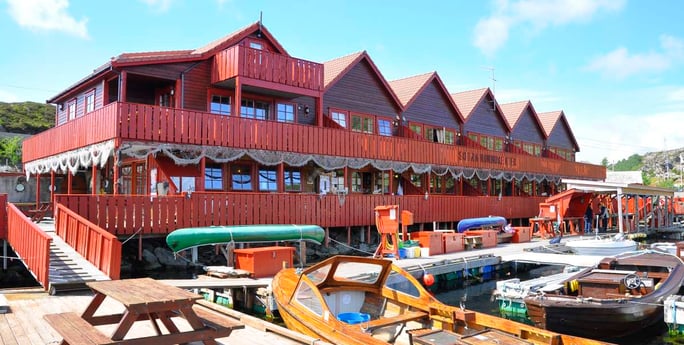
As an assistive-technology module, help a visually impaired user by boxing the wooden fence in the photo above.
[0,194,6,239]
[56,193,546,236]
[7,203,51,289]
[55,203,122,280]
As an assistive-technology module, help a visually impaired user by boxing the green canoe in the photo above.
[166,224,325,252]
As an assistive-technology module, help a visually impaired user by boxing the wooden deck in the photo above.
[0,288,325,345]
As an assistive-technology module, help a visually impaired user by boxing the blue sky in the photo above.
[1,0,683,165]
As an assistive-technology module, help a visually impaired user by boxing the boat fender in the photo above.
[423,273,435,287]
[566,279,579,293]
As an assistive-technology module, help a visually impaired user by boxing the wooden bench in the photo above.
[44,312,114,345]
[365,310,428,331]
[27,203,52,223]
[190,305,245,337]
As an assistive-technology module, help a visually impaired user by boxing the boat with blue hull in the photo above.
[166,224,325,252]
[456,216,507,233]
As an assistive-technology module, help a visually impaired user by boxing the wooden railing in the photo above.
[7,203,51,289]
[55,203,122,280]
[213,45,323,91]
[23,102,605,180]
[22,104,119,161]
[0,194,6,239]
[56,193,546,236]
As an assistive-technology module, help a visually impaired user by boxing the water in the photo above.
[434,264,680,345]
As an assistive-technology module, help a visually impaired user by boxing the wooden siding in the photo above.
[402,80,460,130]
[323,60,400,119]
[212,45,323,92]
[511,107,544,143]
[56,81,105,126]
[183,60,212,111]
[463,94,507,137]
[57,193,546,236]
[7,203,51,289]
[547,118,575,150]
[125,62,196,81]
[291,95,317,126]
[54,203,121,279]
[23,102,605,179]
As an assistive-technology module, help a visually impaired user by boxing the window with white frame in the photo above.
[277,103,295,123]
[377,119,392,136]
[331,111,347,128]
[85,90,95,113]
[67,99,77,120]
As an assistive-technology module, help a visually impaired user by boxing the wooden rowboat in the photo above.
[525,250,684,340]
[272,255,610,345]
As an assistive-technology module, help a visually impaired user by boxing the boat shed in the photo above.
[562,178,675,233]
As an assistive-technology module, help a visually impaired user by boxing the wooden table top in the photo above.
[87,277,201,308]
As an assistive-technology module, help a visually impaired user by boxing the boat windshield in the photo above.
[385,269,420,297]
[306,263,332,285]
[331,262,383,284]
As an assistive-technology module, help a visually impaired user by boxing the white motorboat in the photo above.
[650,242,678,255]
[564,233,638,256]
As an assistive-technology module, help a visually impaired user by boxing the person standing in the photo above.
[584,204,593,234]
[599,203,609,232]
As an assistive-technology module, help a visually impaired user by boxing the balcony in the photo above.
[23,102,605,180]
[212,45,323,94]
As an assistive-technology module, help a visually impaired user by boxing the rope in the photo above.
[327,237,376,256]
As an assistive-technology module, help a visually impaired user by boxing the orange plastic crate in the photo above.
[512,227,531,243]
[410,231,444,255]
[234,246,295,278]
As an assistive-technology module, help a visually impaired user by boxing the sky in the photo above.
[1,0,683,165]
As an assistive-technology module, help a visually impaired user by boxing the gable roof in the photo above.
[537,110,580,151]
[499,100,547,139]
[451,87,511,131]
[192,21,287,56]
[323,51,403,111]
[49,22,286,103]
[388,72,464,123]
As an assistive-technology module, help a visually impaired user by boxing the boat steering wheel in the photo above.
[623,274,642,290]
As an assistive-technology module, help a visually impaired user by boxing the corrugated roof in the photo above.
[388,72,435,107]
[323,51,364,89]
[450,88,488,119]
[113,50,195,64]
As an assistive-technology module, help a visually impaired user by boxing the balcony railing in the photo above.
[212,45,323,92]
[23,102,605,180]
[56,193,547,236]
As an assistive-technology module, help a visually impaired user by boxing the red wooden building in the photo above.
[21,21,604,240]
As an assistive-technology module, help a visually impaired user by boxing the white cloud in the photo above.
[667,88,684,102]
[0,90,20,103]
[7,0,88,39]
[473,0,625,57]
[585,35,684,79]
[140,0,174,12]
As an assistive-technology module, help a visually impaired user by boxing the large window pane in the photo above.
[205,166,223,190]
[231,165,252,190]
[277,103,295,123]
[284,169,301,191]
[259,168,277,191]
[210,95,231,115]
[378,119,392,136]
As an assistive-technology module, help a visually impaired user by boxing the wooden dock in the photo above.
[36,220,111,294]
[0,287,330,345]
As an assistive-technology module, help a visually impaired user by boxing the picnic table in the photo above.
[44,277,243,345]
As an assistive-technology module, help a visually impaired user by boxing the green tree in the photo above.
[601,157,609,167]
[0,136,22,166]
